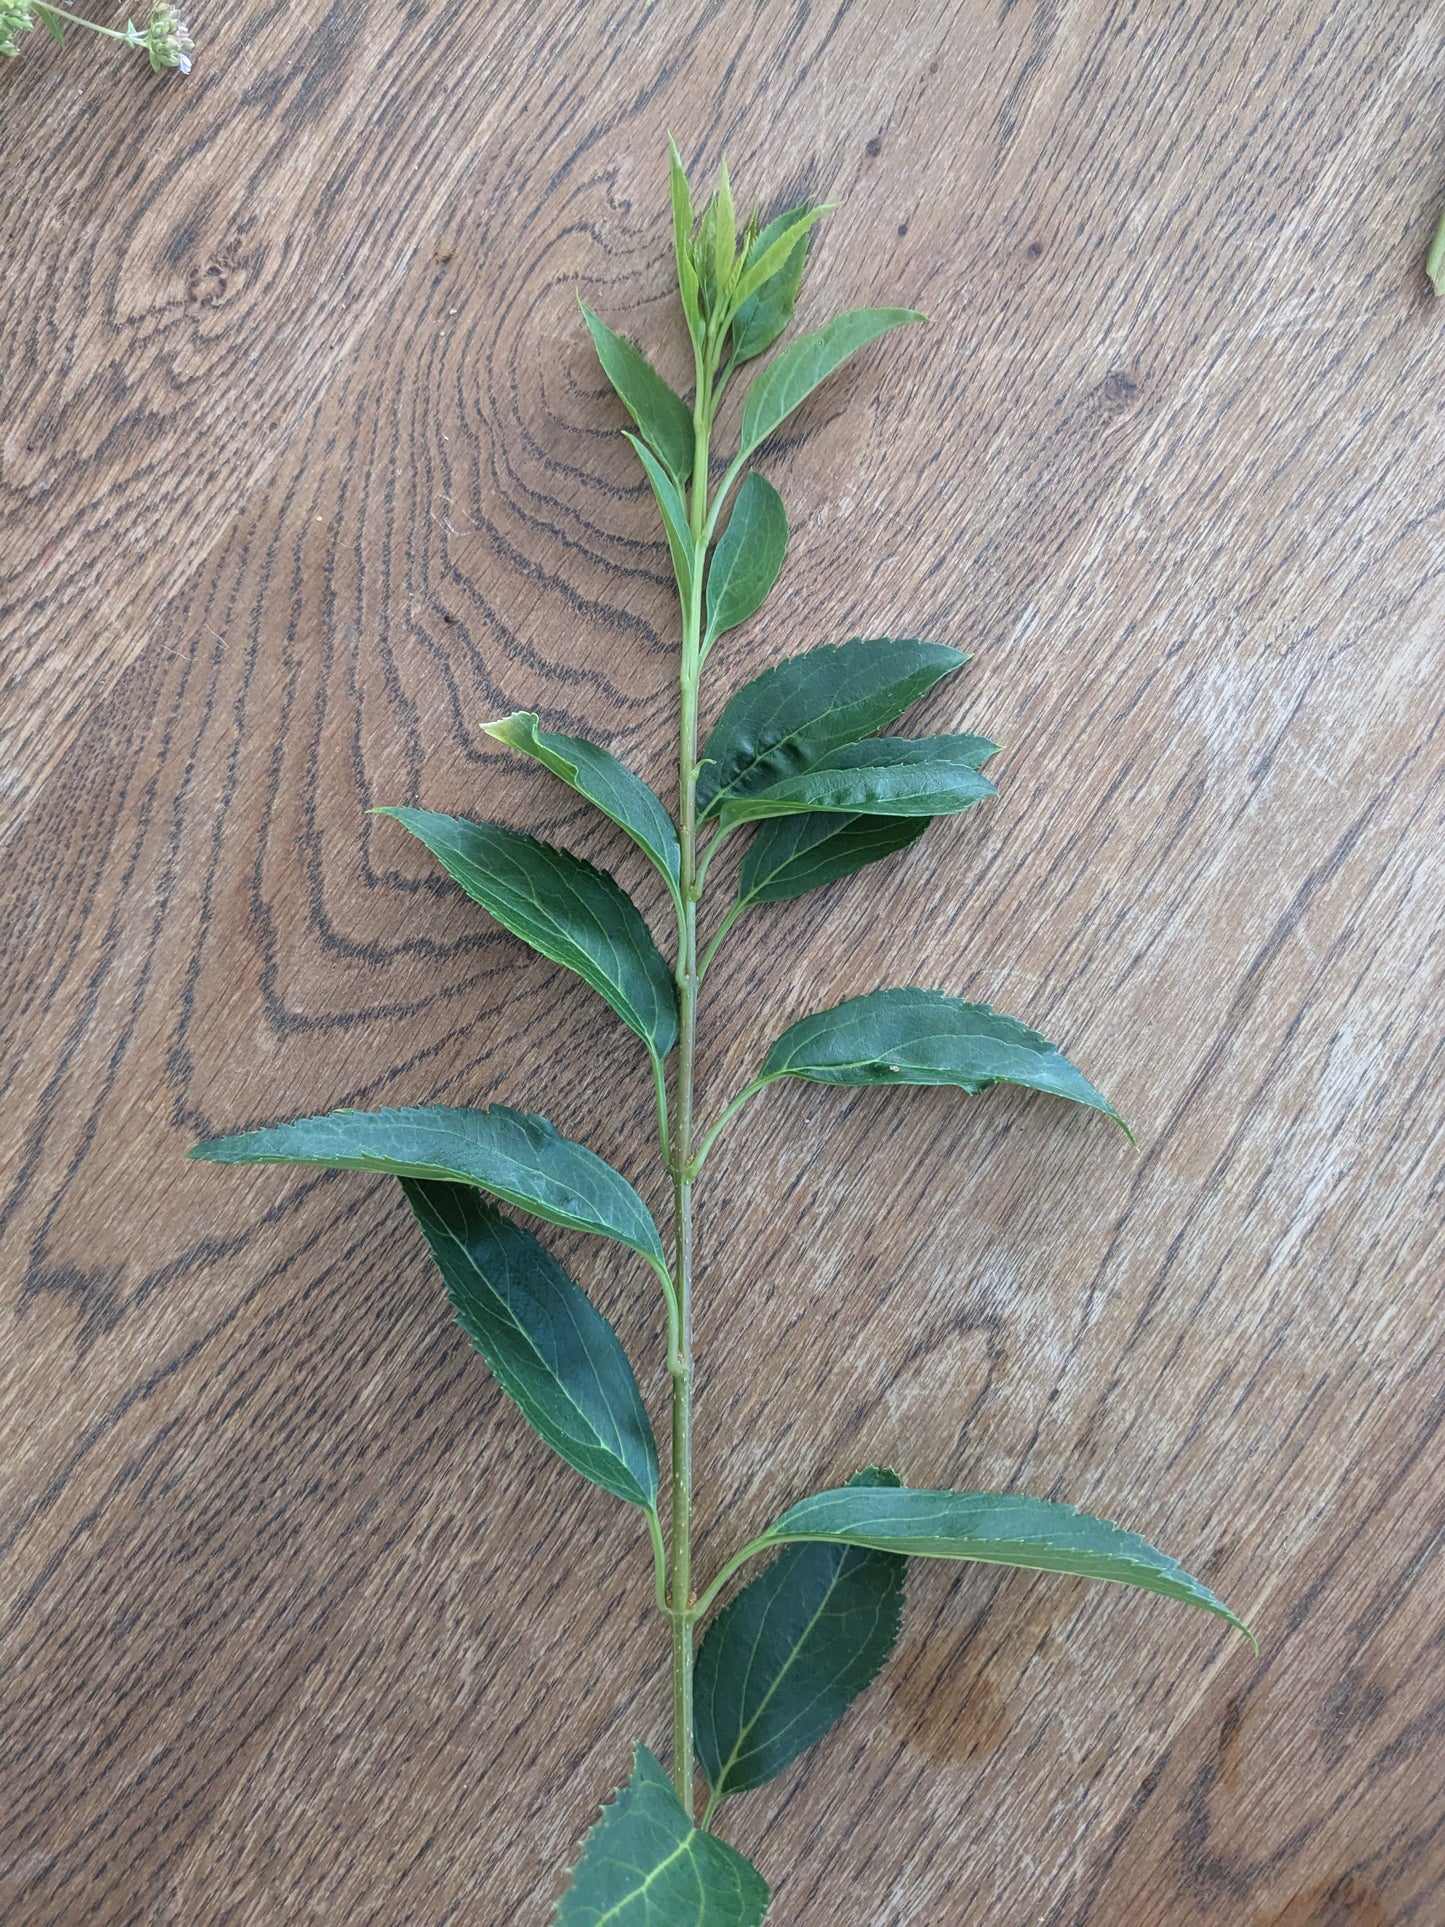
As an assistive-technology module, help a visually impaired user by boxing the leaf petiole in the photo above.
[686,1076,772,1178]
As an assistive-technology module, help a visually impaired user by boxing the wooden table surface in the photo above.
[3,4,1442,1922]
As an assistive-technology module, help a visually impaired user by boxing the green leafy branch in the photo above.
[190,143,1250,1924]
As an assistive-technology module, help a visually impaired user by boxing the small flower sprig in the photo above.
[3,1,192,73]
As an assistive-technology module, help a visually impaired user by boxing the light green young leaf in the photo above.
[712,162,737,304]
[554,1746,769,1926]
[695,1468,905,1803]
[190,1102,666,1266]
[738,307,925,462]
[580,302,695,488]
[730,203,816,363]
[736,812,929,909]
[404,1181,659,1508]
[716,735,996,828]
[703,472,788,652]
[377,808,677,1060]
[759,987,1124,1130]
[697,637,966,819]
[669,137,702,343]
[729,205,829,316]
[482,711,681,901]
[623,431,695,606]
[749,1486,1254,1644]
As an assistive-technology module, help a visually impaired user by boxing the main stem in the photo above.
[667,347,713,1816]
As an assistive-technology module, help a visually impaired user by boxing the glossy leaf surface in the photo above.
[554,1747,770,1926]
[729,205,815,363]
[697,637,966,819]
[580,302,695,487]
[695,1468,905,1802]
[404,1181,658,1508]
[738,307,924,462]
[736,811,928,908]
[482,711,681,898]
[753,1487,1253,1642]
[191,1103,666,1266]
[716,735,996,827]
[379,808,677,1060]
[760,987,1123,1127]
[704,472,788,652]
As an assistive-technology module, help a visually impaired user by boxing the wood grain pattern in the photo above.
[3,3,1442,1921]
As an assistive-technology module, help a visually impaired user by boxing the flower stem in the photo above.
[38,3,133,41]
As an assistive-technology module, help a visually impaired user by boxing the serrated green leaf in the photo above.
[580,302,695,489]
[403,1181,658,1508]
[751,1486,1253,1644]
[378,808,677,1060]
[759,987,1124,1129]
[737,812,929,909]
[738,307,924,462]
[623,432,695,606]
[555,1746,769,1926]
[696,1469,905,1803]
[482,711,681,902]
[703,473,788,653]
[717,735,996,828]
[697,638,966,820]
[669,138,702,343]
[190,1102,666,1266]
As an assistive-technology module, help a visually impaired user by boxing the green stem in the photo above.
[665,341,714,1818]
[37,3,138,42]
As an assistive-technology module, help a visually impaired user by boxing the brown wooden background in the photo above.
[3,4,1443,1922]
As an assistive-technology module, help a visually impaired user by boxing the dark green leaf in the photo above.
[623,432,695,605]
[669,137,702,343]
[696,1468,905,1802]
[751,1486,1254,1644]
[190,1102,666,1266]
[738,307,924,462]
[34,4,67,44]
[737,812,929,908]
[759,988,1124,1129]
[704,473,788,652]
[404,1181,658,1508]
[482,711,681,900]
[697,637,966,820]
[580,302,695,489]
[716,735,996,828]
[378,808,677,1060]
[554,1746,769,1926]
